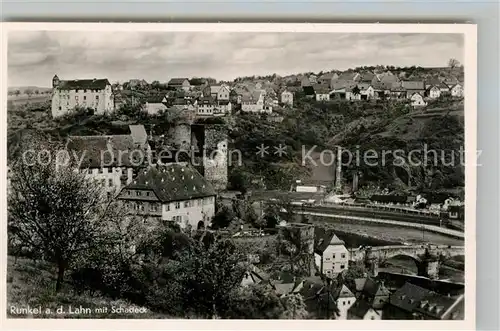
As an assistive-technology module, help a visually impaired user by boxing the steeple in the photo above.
[52,74,60,88]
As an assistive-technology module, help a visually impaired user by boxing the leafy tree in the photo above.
[8,138,120,292]
[226,284,285,319]
[280,293,309,319]
[172,238,245,318]
[211,204,235,229]
[25,88,33,97]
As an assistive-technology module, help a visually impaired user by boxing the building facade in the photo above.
[116,163,216,230]
[51,75,114,118]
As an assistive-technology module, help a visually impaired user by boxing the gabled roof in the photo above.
[389,282,434,313]
[313,84,330,94]
[55,78,111,91]
[241,91,262,103]
[199,96,216,105]
[314,228,345,254]
[337,72,359,81]
[401,80,425,90]
[354,278,367,292]
[332,284,355,299]
[122,164,216,203]
[66,135,140,168]
[348,299,378,319]
[359,72,376,82]
[168,78,189,85]
[413,293,464,319]
[362,278,391,299]
[357,83,372,91]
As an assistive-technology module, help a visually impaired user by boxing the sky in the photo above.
[8,31,464,88]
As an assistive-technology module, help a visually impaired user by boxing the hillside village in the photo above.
[7,63,465,320]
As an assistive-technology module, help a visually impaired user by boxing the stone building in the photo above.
[51,74,114,118]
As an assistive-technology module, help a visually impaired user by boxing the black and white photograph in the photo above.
[3,23,476,328]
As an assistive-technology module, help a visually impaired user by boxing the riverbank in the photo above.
[310,216,464,246]
[301,211,464,241]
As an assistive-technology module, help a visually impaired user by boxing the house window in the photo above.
[84,89,87,93]
[198,199,202,206]
[146,192,150,197]
[98,168,104,174]
[340,264,345,269]
[165,204,170,211]
[332,254,336,259]
[96,95,99,100]
[184,201,189,208]
[108,179,113,186]
[343,301,346,306]
[75,89,79,93]
[151,204,158,212]
[341,253,346,259]
[175,202,180,209]
[127,190,130,195]
[83,96,87,101]
[136,191,141,196]
[59,106,62,110]
[88,169,93,174]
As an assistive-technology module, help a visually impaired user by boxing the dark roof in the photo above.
[122,164,216,203]
[314,228,345,254]
[389,282,433,312]
[401,81,425,90]
[412,293,463,319]
[302,86,315,96]
[146,95,166,103]
[361,278,391,307]
[66,135,142,168]
[313,84,330,94]
[189,78,206,86]
[332,284,355,299]
[199,96,216,105]
[348,299,377,319]
[56,78,110,91]
[168,78,189,86]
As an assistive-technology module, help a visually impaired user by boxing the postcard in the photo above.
[1,22,477,330]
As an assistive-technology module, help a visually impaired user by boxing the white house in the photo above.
[426,86,441,99]
[358,84,375,100]
[314,231,350,278]
[333,284,357,320]
[450,83,464,97]
[214,85,231,101]
[198,97,216,116]
[241,91,266,113]
[51,75,114,118]
[64,125,151,199]
[281,90,294,106]
[215,100,232,114]
[315,86,331,101]
[116,163,216,230]
[410,92,427,107]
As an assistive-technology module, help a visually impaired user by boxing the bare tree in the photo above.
[8,137,120,292]
[447,58,461,69]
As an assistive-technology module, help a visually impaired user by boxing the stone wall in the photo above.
[203,124,228,191]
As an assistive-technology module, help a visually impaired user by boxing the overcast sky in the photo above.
[8,31,464,87]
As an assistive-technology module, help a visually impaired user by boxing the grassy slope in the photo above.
[6,256,170,319]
